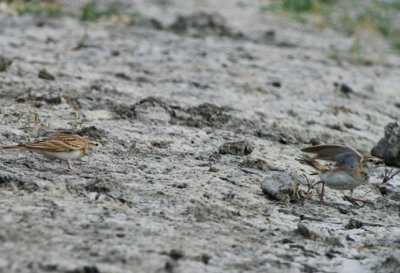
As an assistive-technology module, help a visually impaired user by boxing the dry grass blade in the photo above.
[367,166,400,201]
[381,166,400,185]
[299,174,321,200]
[360,166,400,199]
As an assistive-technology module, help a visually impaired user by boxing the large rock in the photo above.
[261,172,298,201]
[372,122,400,167]
[219,140,254,156]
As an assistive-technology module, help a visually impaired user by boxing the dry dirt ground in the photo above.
[1,0,400,273]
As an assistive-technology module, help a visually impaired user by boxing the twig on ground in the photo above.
[299,174,321,200]
[380,166,400,185]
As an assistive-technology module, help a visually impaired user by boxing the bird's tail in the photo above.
[298,154,328,173]
[1,144,27,150]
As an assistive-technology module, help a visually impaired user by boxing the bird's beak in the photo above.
[376,160,386,167]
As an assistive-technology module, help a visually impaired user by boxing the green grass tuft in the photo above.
[80,1,121,22]
[263,0,400,56]
[282,0,315,13]
[391,39,400,53]
[1,0,63,17]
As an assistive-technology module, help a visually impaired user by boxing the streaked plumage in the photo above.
[1,135,100,174]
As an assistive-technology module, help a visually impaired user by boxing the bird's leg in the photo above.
[343,190,373,206]
[348,189,362,203]
[67,160,80,175]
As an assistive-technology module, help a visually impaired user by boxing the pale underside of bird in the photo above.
[1,134,100,174]
[299,144,384,202]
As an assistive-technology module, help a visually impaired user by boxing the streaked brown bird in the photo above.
[1,134,100,174]
[299,144,384,202]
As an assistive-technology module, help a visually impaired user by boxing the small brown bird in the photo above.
[299,144,384,202]
[1,134,100,174]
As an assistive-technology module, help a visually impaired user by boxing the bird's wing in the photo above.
[22,135,86,152]
[301,144,362,168]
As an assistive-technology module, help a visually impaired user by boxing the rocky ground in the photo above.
[1,0,400,272]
